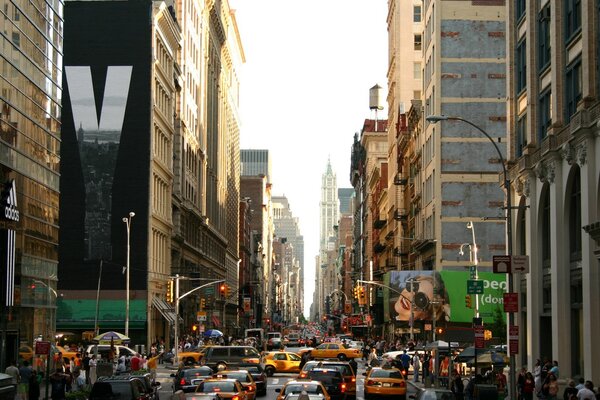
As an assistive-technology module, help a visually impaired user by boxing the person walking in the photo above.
[412,353,421,383]
[28,371,40,400]
[563,379,578,400]
[82,353,91,385]
[367,348,379,369]
[450,370,465,400]
[50,368,68,400]
[18,360,33,400]
[522,372,535,400]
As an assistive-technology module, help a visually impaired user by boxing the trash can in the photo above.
[474,384,498,400]
[0,373,16,400]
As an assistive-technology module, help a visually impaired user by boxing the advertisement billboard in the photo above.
[385,270,507,324]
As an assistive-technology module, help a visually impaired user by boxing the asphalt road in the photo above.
[154,359,421,400]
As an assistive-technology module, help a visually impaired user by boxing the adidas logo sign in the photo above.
[2,180,19,222]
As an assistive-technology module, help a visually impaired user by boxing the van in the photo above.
[86,344,139,360]
[200,345,261,371]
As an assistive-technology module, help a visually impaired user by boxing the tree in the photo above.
[488,306,506,341]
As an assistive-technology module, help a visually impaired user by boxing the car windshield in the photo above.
[218,372,249,382]
[319,364,352,376]
[284,384,322,395]
[198,382,237,392]
[184,368,212,378]
[370,369,403,379]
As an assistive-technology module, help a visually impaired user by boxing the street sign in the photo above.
[512,255,530,273]
[509,325,519,355]
[467,279,484,294]
[493,255,511,273]
[503,293,518,313]
[197,311,207,321]
[35,341,51,355]
[474,325,485,349]
[469,266,476,279]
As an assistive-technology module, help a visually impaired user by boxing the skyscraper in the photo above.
[319,159,339,258]
[241,149,272,183]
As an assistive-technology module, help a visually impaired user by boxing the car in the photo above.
[409,388,456,400]
[303,368,347,400]
[275,380,331,400]
[284,333,301,347]
[347,341,363,350]
[201,346,261,371]
[56,345,81,364]
[120,373,161,400]
[86,344,139,360]
[189,378,248,400]
[178,346,211,365]
[310,343,361,361]
[239,364,267,396]
[283,393,326,400]
[304,361,356,400]
[262,351,302,376]
[90,376,153,400]
[213,370,257,400]
[19,345,34,361]
[267,337,283,351]
[172,366,214,393]
[363,367,407,400]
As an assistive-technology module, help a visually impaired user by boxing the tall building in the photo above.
[241,149,272,183]
[319,159,339,259]
[272,196,305,319]
[0,0,63,369]
[338,188,354,215]
[58,0,181,345]
[507,0,600,382]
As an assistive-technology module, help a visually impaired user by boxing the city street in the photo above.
[153,359,422,400]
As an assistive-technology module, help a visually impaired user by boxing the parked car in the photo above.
[262,351,302,376]
[275,380,331,400]
[86,344,139,360]
[90,376,152,400]
[239,364,267,396]
[363,367,406,400]
[200,346,261,371]
[171,366,214,393]
[310,343,361,361]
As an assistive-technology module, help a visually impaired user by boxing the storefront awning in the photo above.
[152,297,179,326]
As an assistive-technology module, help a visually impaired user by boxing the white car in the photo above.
[348,341,364,349]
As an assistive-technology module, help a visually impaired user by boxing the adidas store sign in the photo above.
[2,180,19,222]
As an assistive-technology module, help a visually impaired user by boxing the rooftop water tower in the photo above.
[369,84,384,131]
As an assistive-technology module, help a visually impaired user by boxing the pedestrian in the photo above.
[367,348,379,369]
[466,374,483,400]
[549,361,559,379]
[50,368,68,400]
[542,373,559,400]
[28,371,40,400]
[82,353,91,385]
[576,381,596,400]
[517,367,527,400]
[349,358,358,375]
[413,353,421,383]
[563,379,578,400]
[523,372,535,400]
[71,369,86,392]
[18,360,33,400]
[450,370,465,400]
[534,359,543,395]
[400,350,411,375]
[89,356,98,385]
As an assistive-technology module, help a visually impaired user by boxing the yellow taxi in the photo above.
[178,346,210,365]
[56,345,81,364]
[262,351,302,376]
[363,367,407,400]
[310,343,361,361]
[19,345,34,361]
[191,378,248,400]
[275,380,331,400]
[213,370,257,400]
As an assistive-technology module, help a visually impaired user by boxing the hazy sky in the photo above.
[231,0,388,317]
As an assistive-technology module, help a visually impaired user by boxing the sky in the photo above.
[230,0,389,317]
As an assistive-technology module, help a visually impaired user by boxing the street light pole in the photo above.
[122,211,135,337]
[426,115,514,400]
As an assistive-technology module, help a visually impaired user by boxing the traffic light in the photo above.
[166,279,173,303]
[353,286,359,299]
[436,327,445,335]
[219,283,226,297]
[358,286,367,305]
[200,297,206,310]
[192,324,198,332]
[465,294,472,309]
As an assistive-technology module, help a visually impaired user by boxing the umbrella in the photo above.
[455,346,490,362]
[93,331,130,344]
[203,329,223,338]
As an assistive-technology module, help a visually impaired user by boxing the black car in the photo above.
[240,364,267,396]
[171,366,214,393]
[121,373,161,400]
[305,368,347,400]
[90,376,152,400]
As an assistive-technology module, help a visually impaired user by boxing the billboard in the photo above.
[385,270,507,324]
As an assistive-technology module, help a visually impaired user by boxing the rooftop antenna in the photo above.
[369,84,384,131]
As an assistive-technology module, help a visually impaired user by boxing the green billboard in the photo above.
[384,270,507,324]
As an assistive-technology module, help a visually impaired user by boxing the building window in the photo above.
[538,5,551,71]
[565,0,581,40]
[413,62,421,79]
[538,89,552,142]
[414,5,422,22]
[414,34,422,51]
[516,0,526,22]
[516,113,527,157]
[565,58,582,120]
[516,39,527,93]
[413,90,421,100]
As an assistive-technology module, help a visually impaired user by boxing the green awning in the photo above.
[57,299,147,330]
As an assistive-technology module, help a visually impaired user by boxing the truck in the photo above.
[244,328,264,347]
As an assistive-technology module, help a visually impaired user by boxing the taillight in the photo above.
[179,378,186,385]
[340,383,346,393]
[231,396,239,400]
[247,386,255,391]
[399,380,406,388]
[351,377,356,383]
[299,372,307,378]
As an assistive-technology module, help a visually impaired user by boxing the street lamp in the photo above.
[122,211,135,337]
[426,114,515,400]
